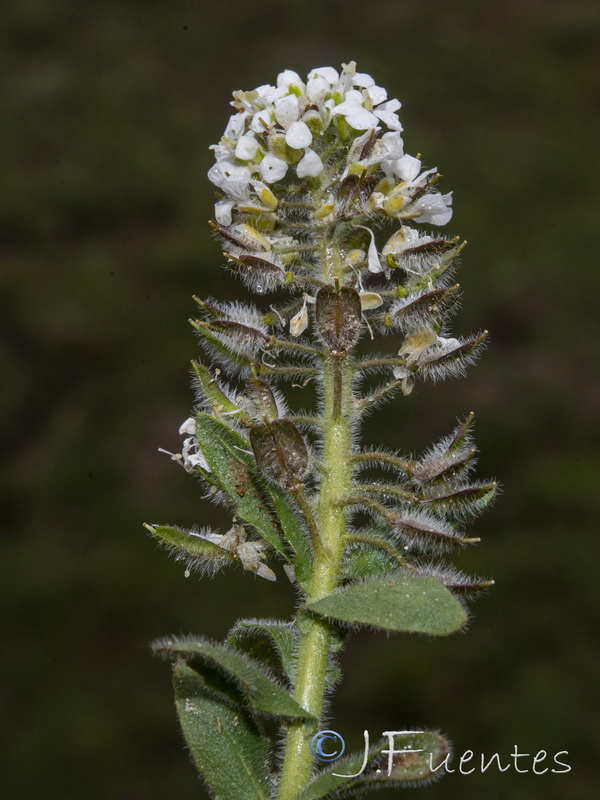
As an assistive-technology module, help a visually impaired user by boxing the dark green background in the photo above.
[2,1,598,798]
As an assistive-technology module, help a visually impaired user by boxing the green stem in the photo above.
[277,222,354,799]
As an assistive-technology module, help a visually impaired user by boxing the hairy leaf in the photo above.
[297,730,450,800]
[173,662,271,800]
[154,636,314,720]
[144,523,236,575]
[192,361,245,419]
[227,619,298,684]
[195,413,288,557]
[307,573,467,635]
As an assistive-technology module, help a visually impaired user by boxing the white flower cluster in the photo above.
[208,61,452,228]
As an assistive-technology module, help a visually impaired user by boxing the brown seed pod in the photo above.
[245,375,279,421]
[250,419,308,491]
[315,285,362,357]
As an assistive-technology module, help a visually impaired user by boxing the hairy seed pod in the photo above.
[315,285,362,356]
[250,419,308,490]
[245,375,279,421]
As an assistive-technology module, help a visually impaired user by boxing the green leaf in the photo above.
[154,636,314,720]
[227,619,299,685]
[297,730,450,800]
[342,541,397,580]
[191,361,246,419]
[226,618,342,690]
[195,413,288,558]
[306,572,467,635]
[264,483,312,587]
[173,662,271,800]
[144,523,236,573]
[196,413,312,586]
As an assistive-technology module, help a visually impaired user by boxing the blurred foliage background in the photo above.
[1,1,599,798]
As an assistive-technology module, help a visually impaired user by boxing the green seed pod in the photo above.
[315,285,362,356]
[250,419,308,491]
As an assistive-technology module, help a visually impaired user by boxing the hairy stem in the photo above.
[277,221,354,800]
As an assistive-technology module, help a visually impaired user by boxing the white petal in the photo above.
[215,199,235,226]
[331,99,363,116]
[224,111,248,139]
[377,99,401,113]
[366,84,388,105]
[296,148,323,178]
[393,365,410,379]
[179,417,196,435]
[357,225,382,273]
[437,336,461,350]
[259,154,288,183]
[394,154,422,182]
[256,84,287,104]
[374,109,402,130]
[383,226,427,255]
[346,108,379,130]
[184,451,211,472]
[277,69,305,90]
[234,134,259,160]
[285,120,312,149]
[253,562,277,581]
[221,174,251,201]
[274,94,300,128]
[343,89,364,103]
[353,72,375,88]
[251,109,273,133]
[305,76,329,103]
[413,192,453,225]
[308,66,339,84]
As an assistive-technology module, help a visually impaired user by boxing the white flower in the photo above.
[178,417,196,436]
[286,120,312,149]
[373,99,402,131]
[235,134,259,160]
[383,226,434,256]
[277,69,305,91]
[209,63,453,237]
[251,109,273,133]
[224,111,247,139]
[259,154,288,183]
[305,75,330,103]
[207,162,258,210]
[393,154,422,182]
[411,192,453,225]
[353,72,375,88]
[357,225,382,273]
[215,200,235,226]
[296,148,323,178]
[274,94,300,128]
[159,418,211,473]
[307,66,339,84]
[331,98,379,130]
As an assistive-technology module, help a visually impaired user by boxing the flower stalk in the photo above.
[148,62,497,800]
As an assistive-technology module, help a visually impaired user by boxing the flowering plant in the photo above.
[147,62,496,800]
